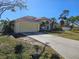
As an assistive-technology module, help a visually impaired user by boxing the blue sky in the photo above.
[1,0,79,20]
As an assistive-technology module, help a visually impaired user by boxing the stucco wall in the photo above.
[14,21,40,33]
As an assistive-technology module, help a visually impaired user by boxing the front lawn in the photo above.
[0,36,63,59]
[50,31,79,41]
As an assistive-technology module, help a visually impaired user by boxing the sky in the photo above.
[1,0,79,20]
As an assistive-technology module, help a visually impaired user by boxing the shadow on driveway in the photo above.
[12,32,48,38]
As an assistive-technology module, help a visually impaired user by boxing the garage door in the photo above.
[14,21,40,33]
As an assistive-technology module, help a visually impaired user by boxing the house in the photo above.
[0,16,57,33]
[14,16,40,33]
[12,16,55,33]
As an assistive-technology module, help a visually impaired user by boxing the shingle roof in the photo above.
[16,16,40,23]
[15,16,52,24]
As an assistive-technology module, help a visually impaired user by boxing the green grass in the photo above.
[50,31,79,41]
[0,36,63,59]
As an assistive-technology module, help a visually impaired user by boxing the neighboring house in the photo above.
[14,16,40,33]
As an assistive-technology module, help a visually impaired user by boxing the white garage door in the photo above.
[14,21,40,33]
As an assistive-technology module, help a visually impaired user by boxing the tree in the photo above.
[40,17,50,31]
[59,10,69,20]
[67,16,79,30]
[0,19,14,35]
[0,0,27,18]
[50,17,56,31]
[68,16,79,23]
[59,10,69,30]
[0,0,27,35]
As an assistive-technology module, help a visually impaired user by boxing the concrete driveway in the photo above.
[28,34,79,59]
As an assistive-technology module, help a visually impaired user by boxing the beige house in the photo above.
[14,16,40,33]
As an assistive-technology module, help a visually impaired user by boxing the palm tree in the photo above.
[45,21,49,31]
[50,17,57,31]
[59,10,69,20]
[40,17,50,31]
[59,10,69,30]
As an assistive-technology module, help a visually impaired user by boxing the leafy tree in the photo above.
[0,0,27,35]
[0,0,27,18]
[51,17,56,21]
[67,16,79,30]
[0,19,13,35]
[68,16,79,23]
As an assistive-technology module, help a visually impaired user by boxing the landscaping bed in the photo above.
[0,36,64,59]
